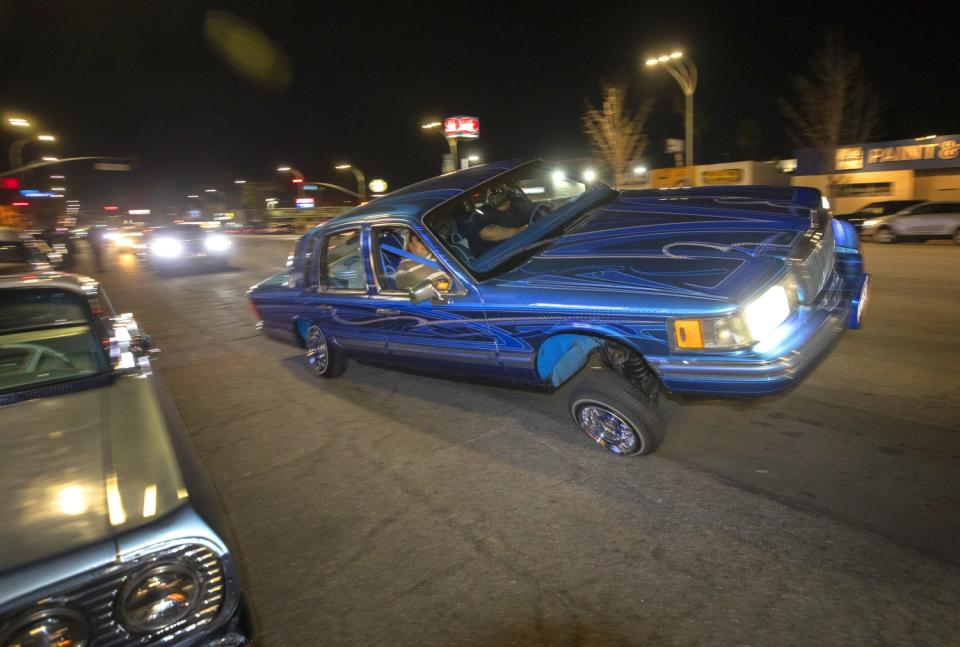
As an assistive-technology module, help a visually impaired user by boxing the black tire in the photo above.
[567,369,665,456]
[873,226,896,244]
[305,324,347,378]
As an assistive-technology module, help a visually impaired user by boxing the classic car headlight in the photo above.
[151,237,183,258]
[671,276,798,351]
[118,563,202,633]
[204,234,230,252]
[2,609,89,647]
[743,283,792,341]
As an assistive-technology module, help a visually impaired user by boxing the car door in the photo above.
[932,202,960,235]
[302,226,386,360]
[896,203,939,236]
[365,223,504,380]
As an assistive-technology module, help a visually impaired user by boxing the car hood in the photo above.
[0,375,188,573]
[490,193,813,309]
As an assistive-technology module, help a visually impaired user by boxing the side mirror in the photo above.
[409,279,447,305]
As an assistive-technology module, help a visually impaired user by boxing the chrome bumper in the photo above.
[646,273,866,396]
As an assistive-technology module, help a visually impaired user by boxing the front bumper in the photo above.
[646,273,868,396]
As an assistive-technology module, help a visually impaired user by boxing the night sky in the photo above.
[1,1,957,208]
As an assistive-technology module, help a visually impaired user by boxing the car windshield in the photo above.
[424,163,615,278]
[0,289,109,393]
[153,224,204,238]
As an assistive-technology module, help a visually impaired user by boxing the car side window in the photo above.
[321,229,365,291]
[372,226,452,293]
[910,204,939,215]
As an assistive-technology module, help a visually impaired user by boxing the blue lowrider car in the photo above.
[248,160,869,456]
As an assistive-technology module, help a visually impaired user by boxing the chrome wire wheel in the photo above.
[306,325,329,376]
[574,402,642,455]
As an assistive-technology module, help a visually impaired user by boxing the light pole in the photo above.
[422,121,458,173]
[277,166,304,199]
[645,51,698,183]
[334,164,366,201]
[8,126,57,170]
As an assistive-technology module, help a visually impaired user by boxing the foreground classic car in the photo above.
[248,160,869,456]
[0,271,251,645]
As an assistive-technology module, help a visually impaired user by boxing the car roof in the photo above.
[0,270,100,296]
[315,159,531,231]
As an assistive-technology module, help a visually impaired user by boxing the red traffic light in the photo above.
[2,178,21,190]
[291,178,303,184]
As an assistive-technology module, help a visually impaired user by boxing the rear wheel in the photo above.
[874,227,896,244]
[567,370,665,456]
[306,325,347,378]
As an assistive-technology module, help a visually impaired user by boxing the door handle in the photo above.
[376,308,401,316]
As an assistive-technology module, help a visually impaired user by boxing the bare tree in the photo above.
[582,84,654,187]
[780,30,879,202]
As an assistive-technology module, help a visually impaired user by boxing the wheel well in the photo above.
[536,334,657,396]
[293,319,311,348]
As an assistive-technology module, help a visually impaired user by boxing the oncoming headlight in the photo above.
[204,234,230,252]
[671,276,798,351]
[151,237,183,258]
[117,563,202,633]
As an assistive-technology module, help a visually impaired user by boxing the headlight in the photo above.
[862,219,879,227]
[671,276,798,351]
[2,609,89,647]
[743,284,791,341]
[118,563,202,633]
[204,234,230,252]
[151,238,183,258]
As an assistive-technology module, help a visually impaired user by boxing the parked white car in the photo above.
[861,201,960,244]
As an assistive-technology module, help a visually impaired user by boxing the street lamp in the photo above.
[645,50,698,182]
[335,163,367,201]
[7,117,30,128]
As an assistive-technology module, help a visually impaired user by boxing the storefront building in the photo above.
[791,134,960,214]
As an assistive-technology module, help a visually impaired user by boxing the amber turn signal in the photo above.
[674,320,704,349]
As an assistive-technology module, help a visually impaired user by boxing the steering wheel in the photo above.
[5,344,75,373]
[528,203,553,225]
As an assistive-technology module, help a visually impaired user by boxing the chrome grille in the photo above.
[1,544,227,647]
[791,221,836,304]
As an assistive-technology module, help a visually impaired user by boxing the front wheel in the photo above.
[567,370,665,456]
[873,227,896,244]
[306,325,347,378]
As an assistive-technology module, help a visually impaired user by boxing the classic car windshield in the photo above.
[0,289,109,393]
[424,163,614,277]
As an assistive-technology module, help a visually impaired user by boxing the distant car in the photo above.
[141,224,232,271]
[249,160,869,456]
[835,200,923,232]
[860,200,960,244]
[0,270,252,646]
[108,225,146,253]
[0,227,57,273]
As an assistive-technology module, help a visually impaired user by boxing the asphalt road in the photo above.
[83,236,960,646]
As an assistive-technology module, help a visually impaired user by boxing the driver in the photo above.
[467,185,530,255]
